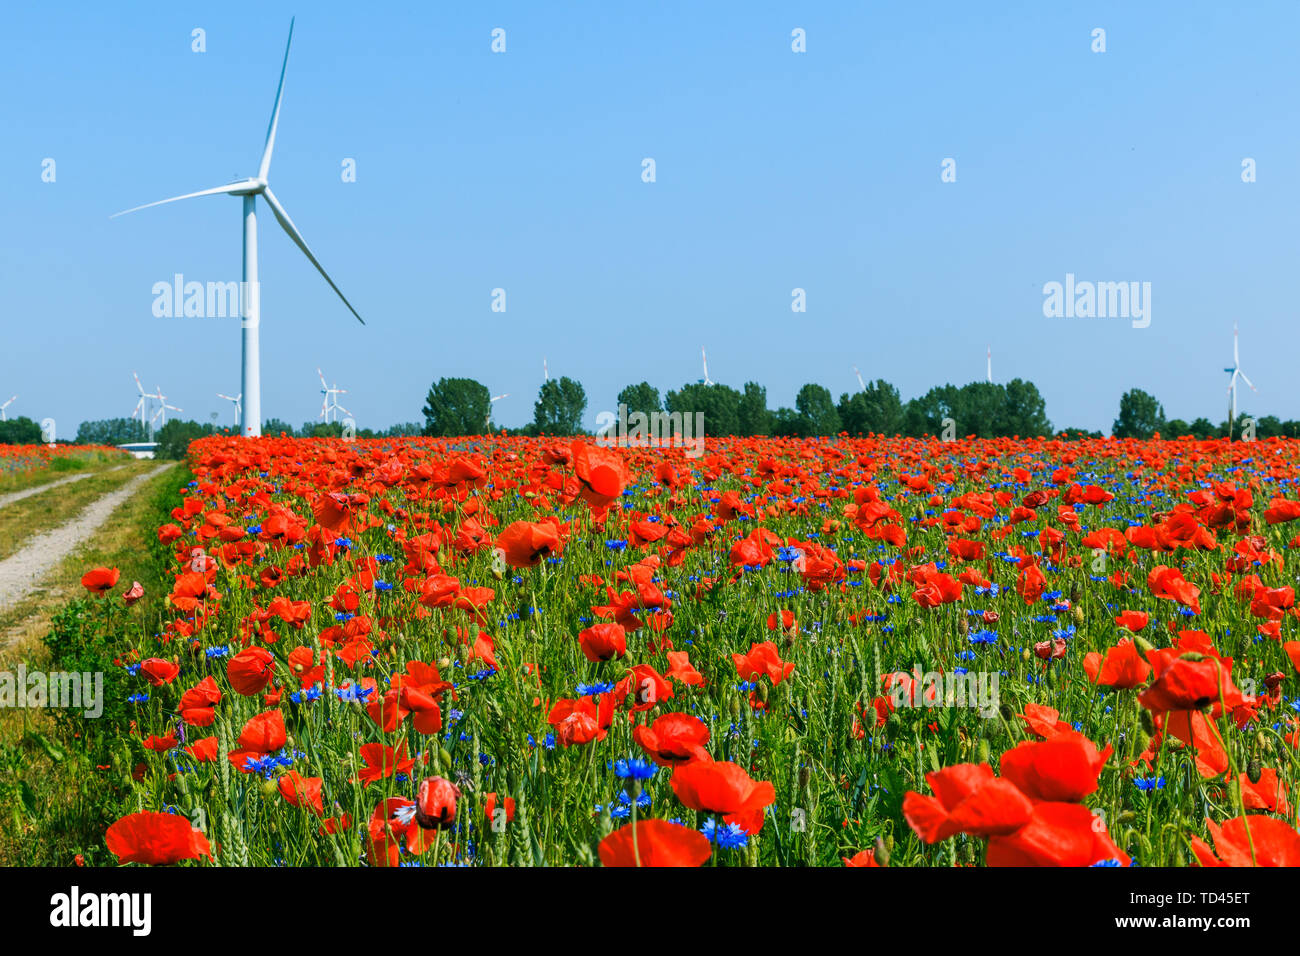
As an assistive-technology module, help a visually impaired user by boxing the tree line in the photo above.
[41,380,1300,452]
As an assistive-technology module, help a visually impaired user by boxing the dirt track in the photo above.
[0,464,172,611]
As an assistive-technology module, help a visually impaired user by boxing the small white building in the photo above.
[117,442,158,460]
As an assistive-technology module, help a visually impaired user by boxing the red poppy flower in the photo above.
[226,647,275,696]
[1190,815,1300,867]
[105,810,212,865]
[633,712,711,766]
[598,819,711,867]
[985,802,1129,867]
[577,622,626,662]
[81,566,120,596]
[495,520,562,568]
[902,763,1034,843]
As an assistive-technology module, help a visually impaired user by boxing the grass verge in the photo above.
[0,461,185,865]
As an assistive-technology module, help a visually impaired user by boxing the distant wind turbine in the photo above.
[130,372,154,439]
[987,346,993,384]
[217,392,242,428]
[149,385,182,430]
[485,392,509,429]
[317,368,350,423]
[112,19,366,438]
[1225,321,1258,440]
[699,347,714,386]
[0,395,16,422]
[853,366,866,392]
[543,357,549,383]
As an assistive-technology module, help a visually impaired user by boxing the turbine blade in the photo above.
[262,187,366,325]
[1239,372,1257,391]
[112,182,248,218]
[318,367,328,389]
[259,18,295,182]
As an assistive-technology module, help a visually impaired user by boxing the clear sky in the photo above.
[4,1,1297,436]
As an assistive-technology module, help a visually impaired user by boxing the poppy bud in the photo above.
[415,776,461,831]
[798,766,811,790]
[999,702,1014,721]
[1247,760,1262,784]
[874,836,890,867]
[260,778,278,797]
[1072,606,1084,625]
[1139,709,1155,735]
[439,747,453,770]
[758,682,769,704]
[977,738,990,764]
[729,696,741,719]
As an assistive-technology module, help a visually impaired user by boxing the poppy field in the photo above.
[90,433,1300,867]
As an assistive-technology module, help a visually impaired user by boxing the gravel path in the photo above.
[0,464,127,510]
[0,464,172,610]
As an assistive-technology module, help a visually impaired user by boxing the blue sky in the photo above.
[4,1,1298,435]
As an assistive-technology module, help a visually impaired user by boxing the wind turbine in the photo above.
[987,346,993,384]
[543,357,549,383]
[853,366,866,392]
[112,19,366,438]
[485,392,509,429]
[1225,321,1257,440]
[130,372,153,439]
[317,368,349,423]
[149,385,182,430]
[699,347,714,386]
[217,392,242,428]
[0,396,15,422]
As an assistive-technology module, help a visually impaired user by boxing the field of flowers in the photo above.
[0,444,125,484]
[90,433,1300,867]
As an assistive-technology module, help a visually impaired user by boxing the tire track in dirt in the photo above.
[0,464,172,612]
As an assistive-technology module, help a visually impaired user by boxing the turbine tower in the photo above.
[543,357,549,383]
[0,396,15,422]
[699,347,714,386]
[987,346,993,384]
[1225,321,1257,440]
[112,19,366,438]
[131,372,153,440]
[217,392,243,428]
[853,366,866,392]
[317,368,350,424]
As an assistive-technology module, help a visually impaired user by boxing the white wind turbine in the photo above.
[543,357,549,383]
[987,346,993,384]
[217,392,242,428]
[485,392,509,430]
[853,366,866,392]
[1225,321,1257,440]
[699,347,714,386]
[317,368,350,423]
[149,385,182,430]
[0,396,16,421]
[112,18,365,438]
[130,372,153,439]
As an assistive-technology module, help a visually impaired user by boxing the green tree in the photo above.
[738,382,771,436]
[769,407,802,437]
[997,379,1052,437]
[664,383,741,436]
[1112,389,1165,439]
[795,383,840,436]
[74,418,147,446]
[616,382,661,420]
[1164,418,1191,437]
[155,419,216,459]
[533,376,587,434]
[262,417,297,437]
[423,377,492,436]
[0,416,42,444]
[903,385,960,437]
